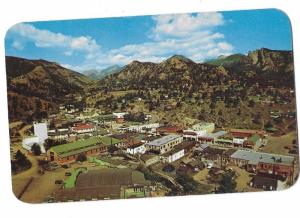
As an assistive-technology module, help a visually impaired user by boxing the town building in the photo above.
[126,142,146,155]
[230,150,295,181]
[192,122,215,133]
[140,154,160,167]
[33,122,48,143]
[198,131,227,143]
[128,123,160,133]
[145,134,183,154]
[229,129,267,138]
[183,130,205,141]
[47,136,121,164]
[249,175,278,191]
[162,146,185,163]
[22,122,48,153]
[113,112,127,124]
[71,123,96,135]
[156,126,183,135]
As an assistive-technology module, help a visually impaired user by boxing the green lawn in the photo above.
[64,167,87,189]
[88,157,112,167]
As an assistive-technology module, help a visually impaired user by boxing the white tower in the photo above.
[34,122,48,144]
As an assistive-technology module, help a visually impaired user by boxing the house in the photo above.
[249,175,278,191]
[71,123,96,135]
[192,122,215,133]
[145,134,183,154]
[51,169,150,201]
[140,154,160,166]
[126,142,146,155]
[230,150,295,181]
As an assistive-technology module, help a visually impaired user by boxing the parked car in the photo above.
[207,163,214,169]
[62,164,70,169]
[54,180,63,184]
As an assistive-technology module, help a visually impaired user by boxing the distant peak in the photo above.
[164,55,194,63]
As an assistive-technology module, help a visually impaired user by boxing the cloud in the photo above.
[12,40,23,50]
[94,12,233,67]
[8,23,100,55]
[7,12,234,71]
[151,12,225,39]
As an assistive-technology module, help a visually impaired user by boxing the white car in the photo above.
[207,163,214,169]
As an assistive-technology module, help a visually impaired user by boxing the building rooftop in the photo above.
[76,169,150,188]
[205,131,227,139]
[72,123,95,131]
[51,136,121,156]
[231,150,294,166]
[146,134,182,147]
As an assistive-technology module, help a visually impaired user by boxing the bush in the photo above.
[31,143,41,156]
[162,164,175,173]
[76,153,87,162]
[12,150,32,172]
[176,175,199,194]
[216,171,236,193]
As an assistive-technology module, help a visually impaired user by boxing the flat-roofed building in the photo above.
[145,134,183,154]
[230,150,295,181]
[162,146,185,163]
[192,122,215,133]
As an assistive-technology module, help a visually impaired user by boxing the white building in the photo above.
[183,130,206,141]
[163,148,185,163]
[145,134,183,154]
[126,143,146,155]
[192,122,215,133]
[22,122,48,153]
[128,123,160,133]
[233,137,246,145]
[72,123,96,134]
[22,136,46,153]
[34,122,48,144]
[112,112,127,119]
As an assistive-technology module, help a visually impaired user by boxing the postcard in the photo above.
[5,8,298,203]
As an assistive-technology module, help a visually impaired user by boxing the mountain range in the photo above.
[83,65,124,80]
[5,48,294,124]
[6,56,94,122]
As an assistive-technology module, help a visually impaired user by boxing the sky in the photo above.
[5,9,293,72]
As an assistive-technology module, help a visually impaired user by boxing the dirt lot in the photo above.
[262,131,297,155]
[11,152,124,203]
